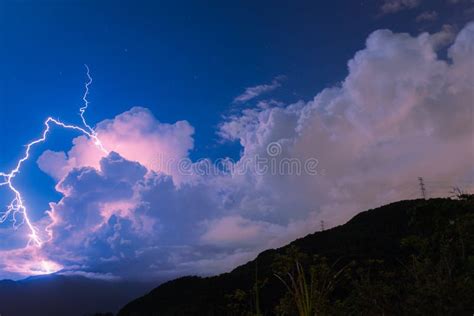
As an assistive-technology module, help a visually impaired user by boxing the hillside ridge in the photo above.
[118,197,474,315]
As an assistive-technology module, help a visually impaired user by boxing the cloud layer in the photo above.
[1,22,473,280]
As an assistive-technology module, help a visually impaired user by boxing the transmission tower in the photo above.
[418,177,427,199]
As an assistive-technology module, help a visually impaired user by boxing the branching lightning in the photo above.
[0,65,108,247]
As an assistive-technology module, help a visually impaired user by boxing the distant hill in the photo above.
[118,197,474,315]
[0,274,155,316]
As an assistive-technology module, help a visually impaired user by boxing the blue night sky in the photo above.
[0,0,473,280]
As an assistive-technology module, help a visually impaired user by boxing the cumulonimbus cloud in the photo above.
[1,22,473,280]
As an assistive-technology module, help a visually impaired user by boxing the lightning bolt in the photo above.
[0,65,108,248]
[79,65,107,152]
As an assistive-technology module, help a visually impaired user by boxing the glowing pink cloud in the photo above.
[38,107,194,183]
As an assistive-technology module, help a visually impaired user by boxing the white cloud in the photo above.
[218,22,474,230]
[234,75,286,103]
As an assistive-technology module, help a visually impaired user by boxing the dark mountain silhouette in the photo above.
[0,274,156,316]
[118,197,474,315]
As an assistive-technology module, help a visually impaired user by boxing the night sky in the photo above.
[0,0,473,280]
